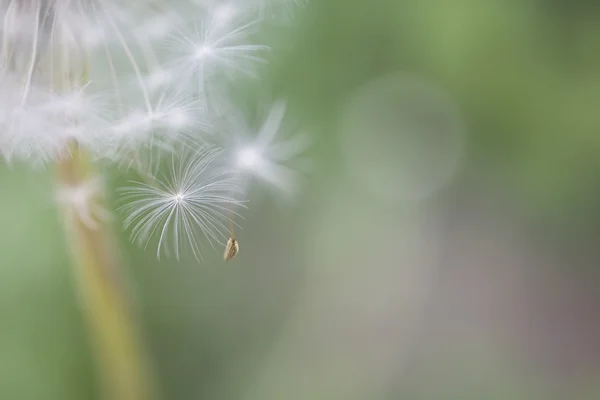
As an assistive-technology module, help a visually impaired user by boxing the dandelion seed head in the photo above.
[1,0,310,262]
[0,0,280,165]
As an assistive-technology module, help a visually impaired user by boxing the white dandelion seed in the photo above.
[119,147,246,262]
[221,99,313,198]
[168,10,269,103]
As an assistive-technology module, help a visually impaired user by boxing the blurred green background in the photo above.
[2,0,600,398]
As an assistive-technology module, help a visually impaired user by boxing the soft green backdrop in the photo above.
[2,1,600,399]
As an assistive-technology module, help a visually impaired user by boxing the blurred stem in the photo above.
[56,144,156,400]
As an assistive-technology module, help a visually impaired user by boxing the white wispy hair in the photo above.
[216,99,312,198]
[119,146,246,262]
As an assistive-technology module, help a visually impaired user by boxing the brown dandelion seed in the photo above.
[224,237,239,261]
[224,210,239,261]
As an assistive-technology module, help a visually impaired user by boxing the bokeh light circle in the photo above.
[337,72,466,204]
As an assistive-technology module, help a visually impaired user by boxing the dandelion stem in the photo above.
[56,144,157,400]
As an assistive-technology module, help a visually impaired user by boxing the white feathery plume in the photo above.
[168,8,269,101]
[119,147,246,262]
[218,99,312,198]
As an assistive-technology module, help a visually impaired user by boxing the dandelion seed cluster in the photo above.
[0,0,310,262]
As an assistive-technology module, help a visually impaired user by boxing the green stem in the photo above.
[56,144,156,400]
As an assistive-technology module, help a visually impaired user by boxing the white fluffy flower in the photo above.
[1,0,309,262]
[0,0,271,164]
